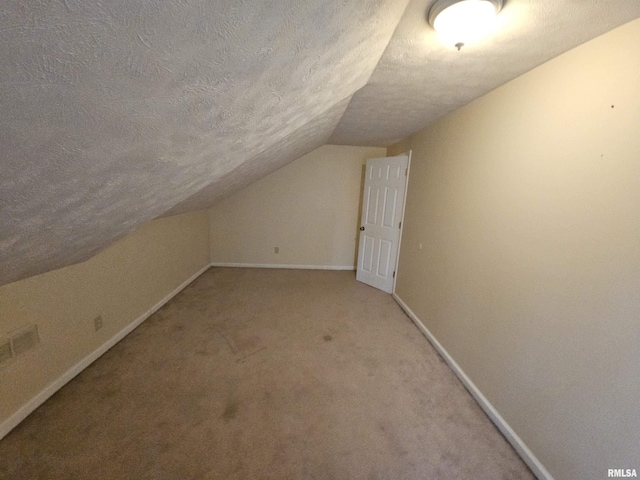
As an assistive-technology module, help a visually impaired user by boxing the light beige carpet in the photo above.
[0,268,535,479]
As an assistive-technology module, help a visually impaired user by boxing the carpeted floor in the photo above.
[0,268,535,479]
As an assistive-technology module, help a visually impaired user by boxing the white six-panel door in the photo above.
[356,155,409,293]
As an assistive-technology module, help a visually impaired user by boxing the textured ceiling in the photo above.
[1,0,640,286]
[330,0,640,146]
[164,97,352,217]
[0,0,409,285]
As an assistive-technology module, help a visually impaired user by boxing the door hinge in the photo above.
[405,168,408,176]
[393,271,396,278]
[399,221,402,229]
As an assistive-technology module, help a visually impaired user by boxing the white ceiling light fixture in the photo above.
[428,0,504,50]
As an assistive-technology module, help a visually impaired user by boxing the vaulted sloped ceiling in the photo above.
[164,96,352,217]
[1,0,640,286]
[0,0,409,285]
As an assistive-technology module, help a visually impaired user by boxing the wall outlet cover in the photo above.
[94,315,103,332]
[0,339,13,366]
[11,325,39,357]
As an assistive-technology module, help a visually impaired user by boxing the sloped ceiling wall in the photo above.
[0,0,409,285]
[165,97,352,217]
[1,0,640,286]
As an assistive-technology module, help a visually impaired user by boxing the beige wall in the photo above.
[390,19,640,480]
[209,144,386,268]
[0,210,210,430]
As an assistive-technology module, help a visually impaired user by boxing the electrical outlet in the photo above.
[274,247,279,254]
[11,325,39,357]
[94,315,103,332]
[0,339,13,367]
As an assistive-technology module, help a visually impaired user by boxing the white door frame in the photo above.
[392,149,411,294]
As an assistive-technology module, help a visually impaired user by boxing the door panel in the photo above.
[377,239,392,277]
[382,187,398,227]
[362,235,375,272]
[366,187,379,225]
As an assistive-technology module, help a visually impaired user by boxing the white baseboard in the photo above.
[392,293,553,480]
[0,263,211,441]
[210,262,355,271]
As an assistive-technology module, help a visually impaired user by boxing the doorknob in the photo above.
[360,226,365,231]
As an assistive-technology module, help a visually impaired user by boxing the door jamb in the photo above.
[391,149,412,294]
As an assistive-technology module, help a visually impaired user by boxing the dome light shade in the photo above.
[428,0,503,49]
